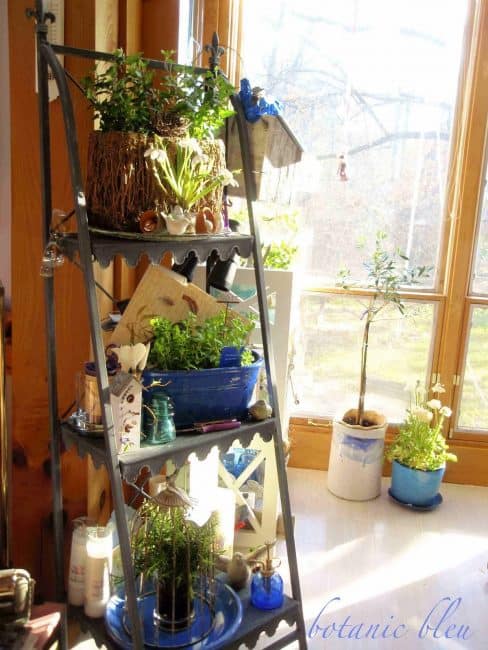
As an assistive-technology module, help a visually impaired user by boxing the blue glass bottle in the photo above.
[250,543,284,610]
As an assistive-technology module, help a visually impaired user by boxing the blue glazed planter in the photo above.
[142,353,263,428]
[390,460,445,507]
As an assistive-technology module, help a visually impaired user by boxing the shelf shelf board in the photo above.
[68,590,300,650]
[58,232,254,268]
[61,418,276,481]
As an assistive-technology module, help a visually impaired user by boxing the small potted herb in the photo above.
[142,311,262,427]
[131,487,217,629]
[385,380,457,507]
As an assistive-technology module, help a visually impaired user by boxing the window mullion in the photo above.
[436,0,488,436]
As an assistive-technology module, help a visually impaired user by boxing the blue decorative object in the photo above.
[390,460,445,507]
[104,581,243,649]
[219,346,242,368]
[388,488,443,511]
[250,543,283,611]
[142,390,176,446]
[251,571,284,611]
[142,353,263,428]
[239,79,283,123]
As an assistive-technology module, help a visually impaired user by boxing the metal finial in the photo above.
[204,32,225,70]
[26,6,55,25]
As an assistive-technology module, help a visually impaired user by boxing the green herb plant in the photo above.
[386,380,457,471]
[82,49,235,138]
[131,499,216,589]
[148,311,256,371]
[339,231,431,426]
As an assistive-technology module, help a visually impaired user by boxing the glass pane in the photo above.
[472,173,488,294]
[292,294,436,421]
[241,0,468,288]
[457,307,488,431]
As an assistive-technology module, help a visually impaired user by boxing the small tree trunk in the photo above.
[357,314,372,425]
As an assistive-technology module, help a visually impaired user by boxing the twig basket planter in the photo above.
[86,132,226,232]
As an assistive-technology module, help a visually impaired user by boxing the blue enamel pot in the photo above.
[390,460,445,507]
[142,352,263,428]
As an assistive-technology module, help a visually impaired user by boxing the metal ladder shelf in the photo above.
[30,2,307,647]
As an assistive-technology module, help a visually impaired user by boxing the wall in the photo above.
[8,0,94,598]
[0,0,11,305]
[7,0,182,598]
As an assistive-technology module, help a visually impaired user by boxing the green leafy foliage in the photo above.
[339,231,432,425]
[262,241,298,270]
[146,138,236,211]
[81,49,235,138]
[386,381,457,470]
[131,500,216,585]
[148,311,256,370]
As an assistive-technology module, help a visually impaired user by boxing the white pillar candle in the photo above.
[188,447,218,503]
[213,487,236,557]
[68,517,95,606]
[84,526,113,618]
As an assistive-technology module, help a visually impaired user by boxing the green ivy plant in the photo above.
[82,49,235,138]
[147,311,256,371]
[385,380,457,471]
[339,231,431,427]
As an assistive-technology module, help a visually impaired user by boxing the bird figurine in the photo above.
[195,207,216,234]
[164,205,194,235]
[249,399,272,421]
[215,544,267,591]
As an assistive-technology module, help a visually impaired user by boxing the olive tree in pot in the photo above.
[327,232,430,501]
[385,380,457,508]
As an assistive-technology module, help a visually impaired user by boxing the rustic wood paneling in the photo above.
[9,0,95,597]
[141,0,179,58]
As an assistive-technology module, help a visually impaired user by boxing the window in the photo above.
[239,0,488,437]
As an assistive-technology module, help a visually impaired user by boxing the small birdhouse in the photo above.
[110,372,142,453]
[225,114,303,203]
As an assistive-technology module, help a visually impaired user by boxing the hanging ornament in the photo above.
[337,154,349,182]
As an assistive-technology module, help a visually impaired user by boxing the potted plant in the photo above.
[144,137,237,235]
[131,487,217,630]
[142,310,263,427]
[327,232,430,501]
[385,380,457,508]
[81,49,235,232]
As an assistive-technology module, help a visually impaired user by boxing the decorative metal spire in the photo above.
[204,32,225,70]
